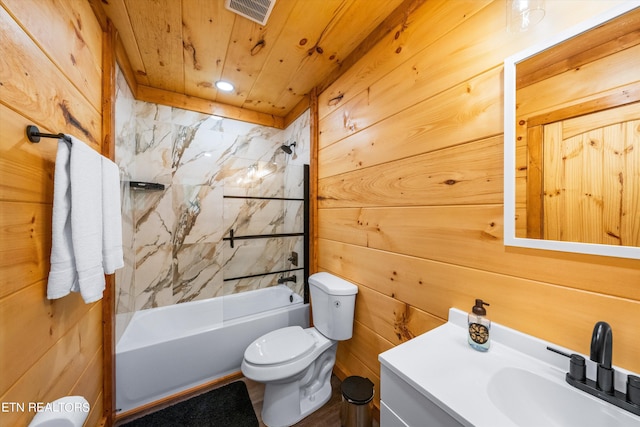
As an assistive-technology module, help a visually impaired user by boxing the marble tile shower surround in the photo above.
[114,67,310,320]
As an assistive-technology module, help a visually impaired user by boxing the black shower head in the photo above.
[280,141,296,154]
[280,145,292,154]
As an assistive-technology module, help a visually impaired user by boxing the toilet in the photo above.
[28,396,89,427]
[241,272,358,427]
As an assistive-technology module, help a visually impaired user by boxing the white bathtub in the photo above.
[115,285,309,414]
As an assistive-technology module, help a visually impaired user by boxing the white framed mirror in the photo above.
[504,2,640,259]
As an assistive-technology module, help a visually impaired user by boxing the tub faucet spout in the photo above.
[278,275,296,284]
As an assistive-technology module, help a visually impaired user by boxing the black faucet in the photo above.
[548,321,640,416]
[277,275,296,284]
[590,321,614,394]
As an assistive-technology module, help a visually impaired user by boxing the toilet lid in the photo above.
[245,326,315,365]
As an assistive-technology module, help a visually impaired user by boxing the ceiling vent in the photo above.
[225,0,276,25]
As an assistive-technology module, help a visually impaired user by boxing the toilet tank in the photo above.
[308,272,358,340]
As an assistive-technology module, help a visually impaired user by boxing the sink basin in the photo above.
[488,367,637,427]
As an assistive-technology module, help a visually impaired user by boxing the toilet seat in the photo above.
[241,327,334,383]
[244,326,315,365]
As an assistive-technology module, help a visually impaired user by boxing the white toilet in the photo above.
[28,396,89,427]
[241,272,358,427]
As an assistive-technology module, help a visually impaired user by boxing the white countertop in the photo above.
[378,308,640,427]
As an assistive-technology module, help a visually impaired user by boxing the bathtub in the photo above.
[115,285,309,414]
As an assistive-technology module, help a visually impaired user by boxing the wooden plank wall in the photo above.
[0,1,107,425]
[316,0,640,408]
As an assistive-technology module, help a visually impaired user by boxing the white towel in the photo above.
[47,139,77,299]
[70,137,105,303]
[47,136,106,303]
[102,157,124,274]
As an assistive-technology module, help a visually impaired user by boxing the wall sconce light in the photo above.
[507,0,545,32]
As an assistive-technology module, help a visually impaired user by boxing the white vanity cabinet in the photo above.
[380,364,464,427]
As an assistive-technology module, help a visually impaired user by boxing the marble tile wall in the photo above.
[114,67,310,317]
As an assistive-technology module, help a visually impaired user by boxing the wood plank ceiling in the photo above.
[100,0,406,121]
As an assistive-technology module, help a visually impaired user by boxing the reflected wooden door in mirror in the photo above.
[521,100,640,246]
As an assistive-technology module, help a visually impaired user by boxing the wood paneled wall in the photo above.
[0,1,108,425]
[316,0,640,408]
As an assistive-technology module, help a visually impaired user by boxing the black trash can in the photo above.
[340,376,374,427]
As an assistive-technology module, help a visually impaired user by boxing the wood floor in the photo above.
[242,374,379,427]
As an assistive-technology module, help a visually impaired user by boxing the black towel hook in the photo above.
[26,125,72,143]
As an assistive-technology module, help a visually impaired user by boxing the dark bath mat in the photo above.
[121,381,259,427]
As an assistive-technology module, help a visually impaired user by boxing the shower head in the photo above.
[280,141,296,154]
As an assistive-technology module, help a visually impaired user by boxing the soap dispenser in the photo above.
[468,299,491,352]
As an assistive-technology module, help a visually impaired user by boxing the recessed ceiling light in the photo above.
[215,80,234,92]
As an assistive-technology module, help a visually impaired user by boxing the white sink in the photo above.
[379,308,640,427]
[488,367,634,427]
